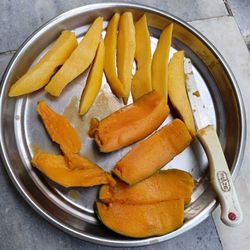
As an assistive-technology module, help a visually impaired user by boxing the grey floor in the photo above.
[227,0,250,50]
[0,0,249,249]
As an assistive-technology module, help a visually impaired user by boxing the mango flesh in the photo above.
[34,101,116,187]
[45,17,103,96]
[168,51,196,137]
[113,119,192,185]
[64,153,100,170]
[152,23,173,102]
[8,30,77,97]
[37,100,81,154]
[96,199,184,238]
[100,169,194,205]
[32,151,114,187]
[91,90,170,152]
[132,15,152,101]
[79,39,105,115]
[104,13,125,97]
[117,12,136,104]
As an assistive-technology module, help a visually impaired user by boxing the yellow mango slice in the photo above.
[8,31,77,97]
[113,119,192,185]
[151,23,173,102]
[168,51,196,137]
[131,15,152,101]
[37,100,81,154]
[45,17,103,96]
[79,40,105,115]
[96,199,184,238]
[104,13,125,97]
[99,169,194,205]
[117,12,136,104]
[32,151,114,187]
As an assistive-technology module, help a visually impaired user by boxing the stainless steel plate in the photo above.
[0,3,246,247]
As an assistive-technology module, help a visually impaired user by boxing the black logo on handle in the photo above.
[217,171,231,192]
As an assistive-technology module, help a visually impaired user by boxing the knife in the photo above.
[184,58,243,226]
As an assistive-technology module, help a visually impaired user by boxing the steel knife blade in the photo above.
[184,58,211,130]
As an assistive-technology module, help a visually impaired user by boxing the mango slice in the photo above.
[90,90,170,152]
[45,17,103,96]
[96,199,184,238]
[104,13,125,97]
[151,23,173,102]
[117,12,136,104]
[64,153,117,188]
[113,119,192,185]
[131,15,152,101]
[32,151,114,187]
[100,169,194,205]
[168,51,196,137]
[37,100,81,154]
[8,31,77,97]
[79,40,105,115]
[64,152,100,170]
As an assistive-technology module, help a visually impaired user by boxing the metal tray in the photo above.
[0,3,246,247]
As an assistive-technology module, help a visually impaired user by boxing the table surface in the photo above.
[0,1,249,250]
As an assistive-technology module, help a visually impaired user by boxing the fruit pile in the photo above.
[9,12,197,238]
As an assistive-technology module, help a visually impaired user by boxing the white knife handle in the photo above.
[197,125,243,226]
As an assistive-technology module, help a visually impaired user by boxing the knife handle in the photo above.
[197,125,243,226]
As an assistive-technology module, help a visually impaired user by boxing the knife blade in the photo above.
[184,58,243,226]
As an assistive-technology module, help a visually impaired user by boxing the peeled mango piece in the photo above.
[168,51,196,137]
[117,12,136,104]
[37,100,81,154]
[132,15,152,101]
[100,169,194,205]
[64,153,100,170]
[113,119,192,185]
[8,31,77,97]
[90,90,170,152]
[32,151,115,187]
[64,153,117,189]
[104,13,125,97]
[45,17,103,96]
[88,118,99,138]
[79,40,105,115]
[96,199,184,238]
[152,23,173,102]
